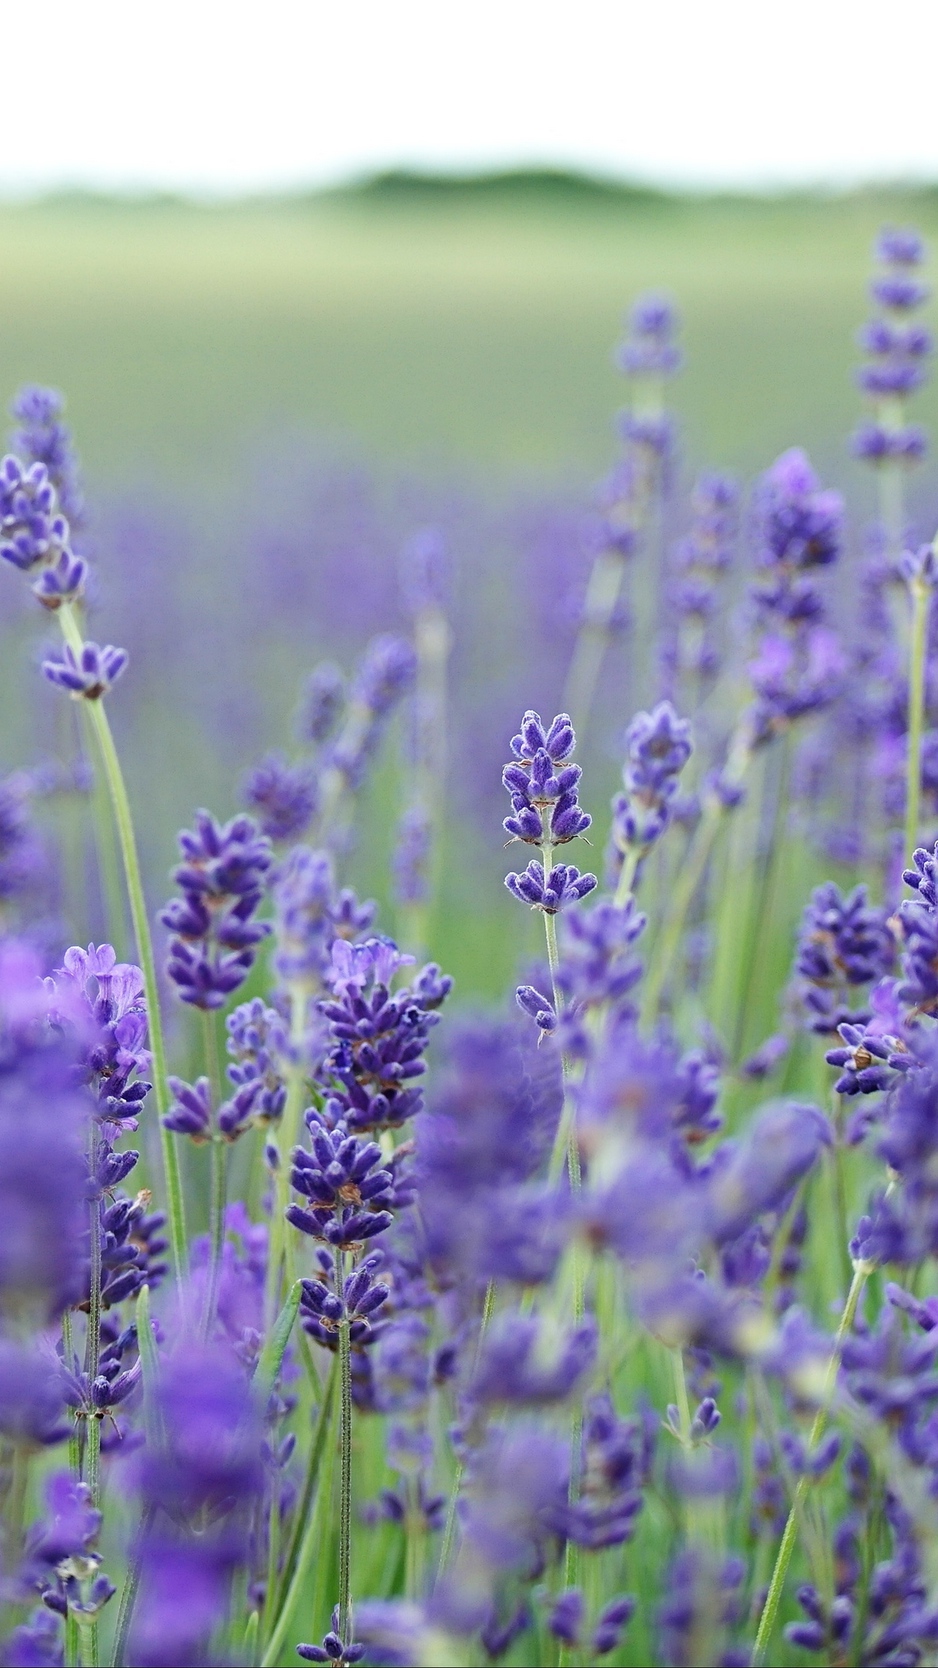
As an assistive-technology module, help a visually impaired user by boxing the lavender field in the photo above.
[4,184,938,1667]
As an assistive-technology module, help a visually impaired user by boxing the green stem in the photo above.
[84,1126,103,1508]
[201,1011,227,1338]
[905,573,930,861]
[337,1251,353,1645]
[613,844,641,909]
[643,797,723,1021]
[562,551,627,739]
[58,604,188,1281]
[261,1358,339,1667]
[751,1261,871,1666]
[435,1279,497,1587]
[79,704,127,954]
[202,1137,228,1339]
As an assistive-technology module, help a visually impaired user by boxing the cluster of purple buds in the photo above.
[0,452,88,611]
[299,1250,390,1350]
[664,471,738,688]
[226,997,288,1123]
[163,1070,272,1145]
[616,293,682,380]
[43,640,128,699]
[161,810,272,1009]
[503,710,591,848]
[853,227,930,468]
[327,634,416,791]
[297,1607,365,1666]
[288,1117,400,1249]
[795,881,897,1033]
[241,752,318,843]
[297,660,346,746]
[610,700,692,863]
[315,937,451,1133]
[10,385,85,526]
[517,895,646,1050]
[271,844,376,991]
[747,448,845,739]
[503,711,597,913]
[548,1590,635,1658]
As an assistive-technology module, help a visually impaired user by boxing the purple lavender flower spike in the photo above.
[288,1116,396,1249]
[853,226,930,480]
[329,634,416,789]
[242,752,318,842]
[311,935,450,1133]
[163,1075,213,1142]
[226,997,287,1122]
[468,1314,597,1407]
[161,810,272,1009]
[129,1336,264,1668]
[42,641,128,700]
[548,1589,583,1646]
[0,454,72,572]
[795,881,896,1033]
[296,660,346,745]
[505,860,597,913]
[610,700,693,864]
[616,292,682,379]
[10,385,84,526]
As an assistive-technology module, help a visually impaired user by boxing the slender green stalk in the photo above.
[201,1010,227,1338]
[337,1250,353,1646]
[264,983,310,1331]
[110,1288,161,1668]
[261,1359,340,1667]
[264,1358,333,1648]
[904,572,930,861]
[563,550,628,738]
[58,603,187,1280]
[84,1126,103,1508]
[79,705,127,954]
[435,1278,497,1587]
[613,844,641,909]
[752,1261,872,1665]
[643,796,723,1021]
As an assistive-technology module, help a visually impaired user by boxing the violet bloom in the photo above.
[296,660,346,746]
[852,226,930,472]
[313,936,451,1133]
[10,385,84,527]
[241,752,318,842]
[42,641,127,700]
[658,1548,746,1668]
[795,881,896,1033]
[502,710,593,852]
[746,451,846,741]
[161,810,272,1009]
[328,634,416,790]
[664,471,738,693]
[0,942,88,1319]
[609,700,693,867]
[393,805,432,906]
[616,292,682,381]
[129,1336,264,1668]
[271,844,375,992]
[468,1314,596,1407]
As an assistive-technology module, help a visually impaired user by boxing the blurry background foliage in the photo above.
[4,171,938,1001]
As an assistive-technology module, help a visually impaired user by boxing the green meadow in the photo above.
[1,177,937,493]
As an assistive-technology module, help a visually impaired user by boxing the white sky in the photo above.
[3,0,936,196]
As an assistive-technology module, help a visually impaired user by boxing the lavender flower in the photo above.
[505,859,597,913]
[10,385,84,526]
[242,752,318,842]
[852,226,930,477]
[610,701,693,862]
[616,293,682,380]
[129,1335,264,1667]
[161,810,272,1009]
[296,661,346,746]
[312,936,450,1133]
[795,881,896,1032]
[42,641,127,700]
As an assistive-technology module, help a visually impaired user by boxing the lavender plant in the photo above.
[4,223,938,1668]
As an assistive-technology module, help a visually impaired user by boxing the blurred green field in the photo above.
[2,179,937,496]
[4,178,938,1005]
